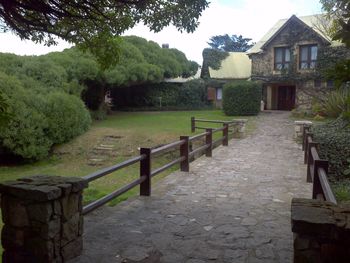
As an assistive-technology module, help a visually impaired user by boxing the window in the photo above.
[216,87,223,100]
[300,45,318,69]
[274,47,291,70]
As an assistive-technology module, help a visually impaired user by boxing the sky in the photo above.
[0,0,323,64]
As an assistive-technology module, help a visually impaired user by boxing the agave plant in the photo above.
[321,88,350,118]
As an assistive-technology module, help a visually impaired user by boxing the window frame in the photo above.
[299,44,318,70]
[274,47,291,70]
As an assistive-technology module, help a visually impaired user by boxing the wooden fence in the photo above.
[82,117,243,215]
[302,125,337,204]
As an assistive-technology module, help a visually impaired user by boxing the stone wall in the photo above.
[0,175,88,263]
[291,198,350,263]
[251,18,327,79]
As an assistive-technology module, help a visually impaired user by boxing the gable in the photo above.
[248,14,339,54]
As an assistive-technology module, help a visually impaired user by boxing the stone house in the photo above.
[248,14,342,111]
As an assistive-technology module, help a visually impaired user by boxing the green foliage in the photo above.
[201,48,229,78]
[223,81,261,116]
[0,73,52,159]
[111,80,210,110]
[0,70,91,160]
[0,0,208,68]
[208,34,254,52]
[321,0,350,47]
[44,93,91,144]
[313,118,350,178]
[320,88,350,118]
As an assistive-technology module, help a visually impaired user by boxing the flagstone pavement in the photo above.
[71,111,312,263]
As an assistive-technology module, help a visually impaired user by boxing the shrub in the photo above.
[44,92,91,144]
[0,72,91,160]
[320,88,350,118]
[312,118,350,179]
[0,73,52,159]
[222,81,261,116]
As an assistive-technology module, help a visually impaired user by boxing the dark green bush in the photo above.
[111,80,210,110]
[45,92,91,144]
[223,81,261,116]
[312,118,350,179]
[0,72,91,160]
[0,73,52,159]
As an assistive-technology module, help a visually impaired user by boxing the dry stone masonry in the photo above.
[294,120,312,140]
[292,198,350,263]
[0,175,88,263]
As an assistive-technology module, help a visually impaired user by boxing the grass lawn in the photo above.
[0,110,257,251]
[0,110,256,258]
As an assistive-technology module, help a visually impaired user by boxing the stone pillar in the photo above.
[291,198,350,263]
[294,120,312,140]
[0,175,88,263]
[231,119,247,138]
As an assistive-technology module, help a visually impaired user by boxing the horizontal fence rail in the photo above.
[82,117,241,215]
[302,126,337,205]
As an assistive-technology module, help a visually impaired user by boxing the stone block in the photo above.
[1,225,25,249]
[61,237,83,262]
[40,217,61,240]
[25,237,54,262]
[27,202,53,223]
[62,213,80,246]
[0,175,87,262]
[1,195,29,227]
[53,200,62,216]
[61,193,80,221]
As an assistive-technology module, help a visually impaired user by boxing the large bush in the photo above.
[312,118,350,179]
[45,92,91,144]
[223,81,261,116]
[0,72,91,160]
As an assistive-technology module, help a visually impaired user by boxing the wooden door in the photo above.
[278,86,295,110]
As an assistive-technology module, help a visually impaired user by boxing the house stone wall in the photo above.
[251,18,328,80]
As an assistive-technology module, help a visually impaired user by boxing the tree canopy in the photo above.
[207,34,254,52]
[321,0,350,47]
[0,35,198,160]
[0,0,208,68]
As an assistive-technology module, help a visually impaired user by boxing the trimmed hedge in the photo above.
[312,118,350,179]
[223,81,261,116]
[111,79,210,110]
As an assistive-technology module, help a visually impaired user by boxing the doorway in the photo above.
[277,86,295,110]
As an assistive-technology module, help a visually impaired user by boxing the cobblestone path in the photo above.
[72,111,312,263]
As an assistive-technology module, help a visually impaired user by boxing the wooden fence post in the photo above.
[304,132,313,164]
[206,128,212,157]
[302,126,310,151]
[313,160,329,200]
[180,136,189,172]
[140,148,151,196]
[307,142,318,183]
[223,123,229,146]
[191,117,195,133]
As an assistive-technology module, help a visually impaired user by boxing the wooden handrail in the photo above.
[301,126,337,205]
[83,155,146,183]
[151,140,185,155]
[82,116,237,215]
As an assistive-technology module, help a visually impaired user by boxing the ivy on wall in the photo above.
[200,48,229,78]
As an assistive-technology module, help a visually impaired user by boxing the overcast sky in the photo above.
[0,0,323,64]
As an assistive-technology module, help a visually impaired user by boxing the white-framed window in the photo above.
[216,87,223,100]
